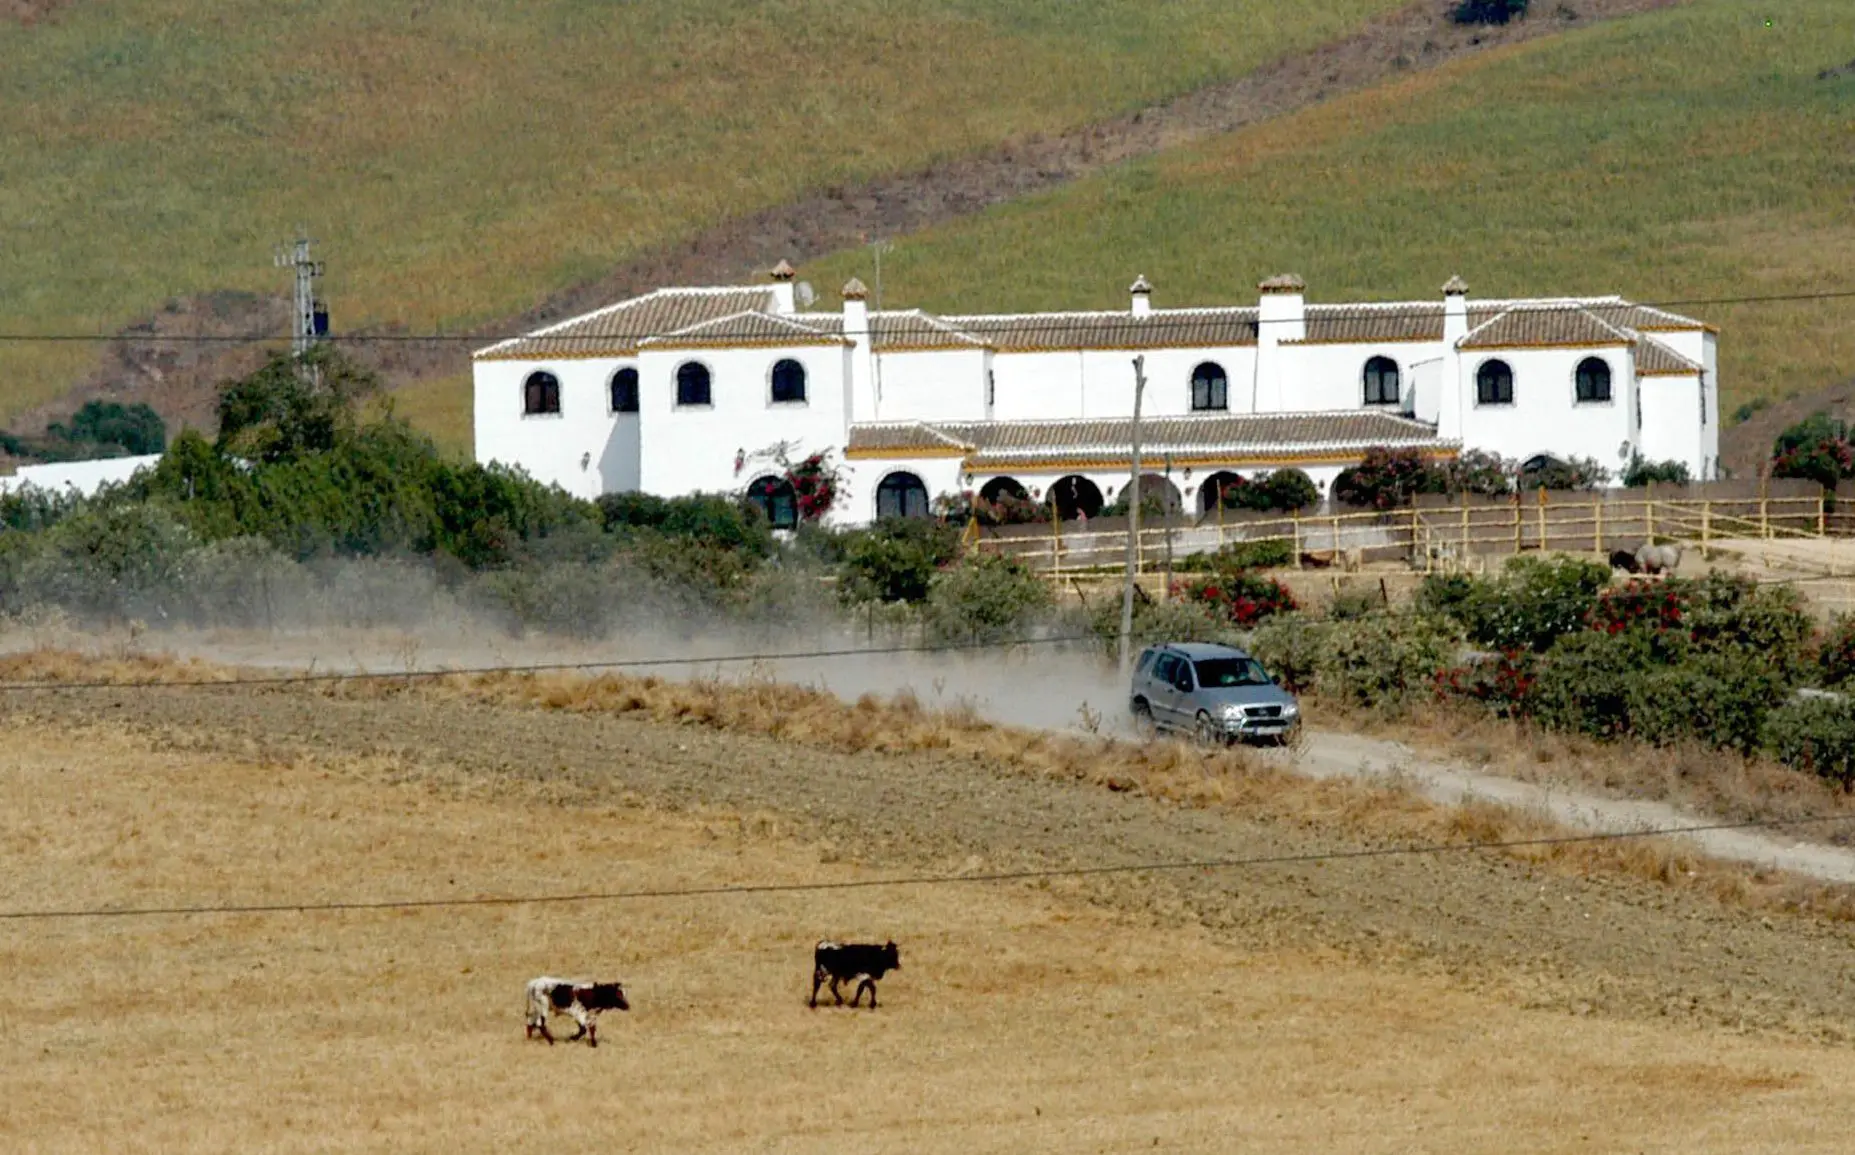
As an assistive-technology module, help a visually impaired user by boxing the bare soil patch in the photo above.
[48,0,1686,436]
[6,717,1855,1152]
[0,0,72,24]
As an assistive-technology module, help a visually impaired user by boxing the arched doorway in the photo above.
[745,475,798,529]
[1200,471,1245,514]
[1128,473,1184,516]
[875,471,930,519]
[1048,475,1104,521]
[980,477,1028,503]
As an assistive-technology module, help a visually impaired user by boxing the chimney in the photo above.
[1255,273,1306,412]
[842,277,875,420]
[1440,275,1470,442]
[1129,273,1153,318]
[1442,274,1469,345]
[769,259,797,314]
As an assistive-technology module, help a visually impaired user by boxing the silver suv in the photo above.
[1130,642,1301,746]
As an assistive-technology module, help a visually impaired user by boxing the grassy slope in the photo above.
[0,0,1405,422]
[802,0,1855,417]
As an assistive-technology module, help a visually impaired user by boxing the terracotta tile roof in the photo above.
[1585,302,1708,332]
[799,310,991,351]
[947,308,1261,351]
[641,310,848,350]
[474,288,779,360]
[1634,335,1703,376]
[848,411,1448,467]
[1457,304,1635,350]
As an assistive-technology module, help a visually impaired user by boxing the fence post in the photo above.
[1594,496,1604,556]
[1821,492,1829,538]
[1701,500,1712,558]
[1459,495,1470,564]
[1645,482,1656,543]
[1331,510,1342,564]
[1512,492,1522,554]
[1760,476,1771,540]
[1537,487,1548,551]
[1293,512,1303,569]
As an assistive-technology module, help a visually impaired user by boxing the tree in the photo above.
[1770,414,1853,488]
[48,401,167,455]
[216,345,381,463]
[1332,447,1445,510]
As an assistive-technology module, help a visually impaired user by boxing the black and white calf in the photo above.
[524,976,629,1046]
[810,940,900,1009]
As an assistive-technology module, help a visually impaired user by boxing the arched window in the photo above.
[1200,471,1245,514]
[523,371,560,415]
[1363,356,1401,406]
[875,472,930,520]
[745,475,797,530]
[979,477,1028,504]
[675,362,712,407]
[1476,359,1514,406]
[1575,357,1612,403]
[1049,475,1104,521]
[1191,362,1228,411]
[770,358,807,404]
[610,367,639,413]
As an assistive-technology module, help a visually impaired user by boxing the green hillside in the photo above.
[804,0,1855,417]
[0,0,1406,420]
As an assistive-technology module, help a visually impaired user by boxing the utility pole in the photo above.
[1118,355,1147,679]
[274,233,328,360]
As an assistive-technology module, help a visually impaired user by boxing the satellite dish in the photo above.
[795,281,817,308]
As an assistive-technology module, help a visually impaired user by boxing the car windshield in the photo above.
[1193,658,1272,688]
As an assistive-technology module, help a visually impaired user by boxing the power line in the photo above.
[4,810,1850,924]
[1,286,1853,345]
[0,632,1107,693]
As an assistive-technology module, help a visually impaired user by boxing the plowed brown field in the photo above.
[5,678,1855,1152]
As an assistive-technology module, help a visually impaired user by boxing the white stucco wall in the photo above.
[1277,341,1442,412]
[0,453,163,497]
[872,349,988,421]
[473,357,628,500]
[1637,374,1705,477]
[635,344,851,508]
[1456,345,1635,475]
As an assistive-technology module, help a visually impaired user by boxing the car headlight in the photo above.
[1221,704,1246,718]
[1283,702,1300,718]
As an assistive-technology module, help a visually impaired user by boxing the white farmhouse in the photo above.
[472,265,1718,527]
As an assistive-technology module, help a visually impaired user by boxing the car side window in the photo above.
[1152,654,1176,685]
[1136,650,1156,676]
[1171,659,1194,691]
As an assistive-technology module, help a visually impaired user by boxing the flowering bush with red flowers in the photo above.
[1819,614,1855,691]
[1174,570,1298,627]
[1433,650,1537,718]
[784,451,842,522]
[1587,578,1687,638]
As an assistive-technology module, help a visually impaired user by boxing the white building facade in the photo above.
[473,266,1718,527]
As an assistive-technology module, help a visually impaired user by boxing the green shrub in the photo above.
[598,491,774,557]
[15,502,197,622]
[1626,653,1783,755]
[1529,629,1658,741]
[1175,538,1293,572]
[1764,696,1855,787]
[1433,650,1537,718]
[1332,447,1444,510]
[1471,555,1610,653]
[177,536,311,630]
[49,400,167,456]
[1247,615,1330,693]
[923,553,1052,645]
[1088,595,1233,656]
[1437,449,1513,497]
[1683,572,1815,684]
[837,518,961,604]
[1313,612,1459,710]
[1730,397,1770,426]
[1621,454,1691,487]
[1327,581,1385,621]
[1517,455,1610,491]
[1770,414,1853,488]
[1212,469,1320,513]
[1817,614,1855,690]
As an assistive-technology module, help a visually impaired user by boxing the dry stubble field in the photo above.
[6,676,1855,1151]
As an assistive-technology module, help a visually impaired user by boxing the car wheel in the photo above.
[1131,701,1158,741]
[1193,711,1224,748]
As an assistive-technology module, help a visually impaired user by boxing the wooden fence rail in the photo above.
[973,490,1852,578]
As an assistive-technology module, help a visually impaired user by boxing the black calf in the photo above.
[810,940,900,1009]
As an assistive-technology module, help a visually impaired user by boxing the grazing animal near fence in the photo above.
[1634,541,1684,575]
[524,976,629,1046]
[1608,549,1641,574]
[810,940,901,1009]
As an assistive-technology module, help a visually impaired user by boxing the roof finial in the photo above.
[1258,273,1306,294]
[770,259,796,282]
[841,277,869,301]
[1443,274,1469,296]
[1129,273,1153,295]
